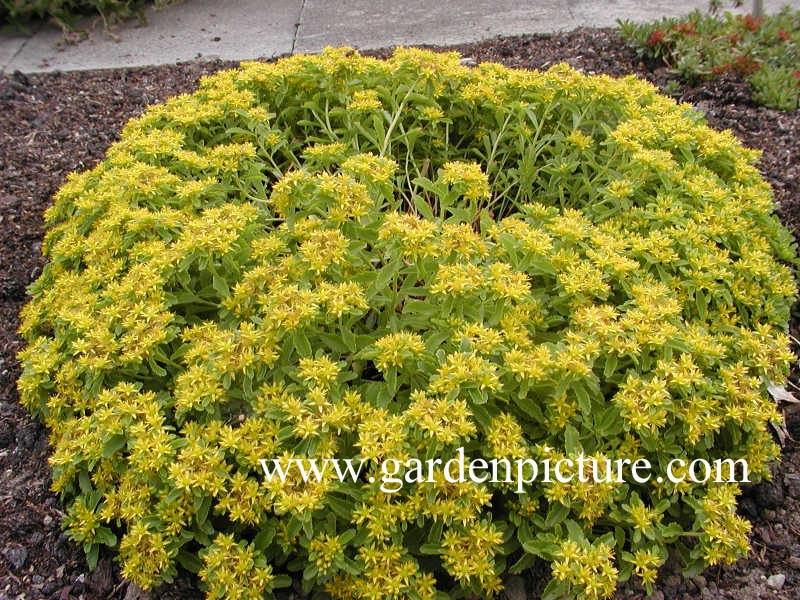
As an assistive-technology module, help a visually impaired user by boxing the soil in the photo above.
[1,27,799,600]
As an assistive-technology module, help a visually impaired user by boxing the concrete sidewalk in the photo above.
[1,0,798,73]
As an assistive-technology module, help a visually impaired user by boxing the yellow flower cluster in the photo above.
[439,161,491,201]
[348,89,383,111]
[119,523,175,590]
[342,152,397,184]
[697,484,752,565]
[428,352,501,395]
[199,534,275,600]
[327,543,437,600]
[551,539,618,600]
[486,412,527,459]
[441,521,504,593]
[405,390,476,443]
[378,212,439,260]
[630,548,664,586]
[372,331,425,371]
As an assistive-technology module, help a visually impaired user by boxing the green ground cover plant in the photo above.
[17,47,798,599]
[1,0,176,31]
[619,7,800,110]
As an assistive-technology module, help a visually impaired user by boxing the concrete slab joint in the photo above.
[291,0,309,54]
[3,0,303,73]
[0,34,31,73]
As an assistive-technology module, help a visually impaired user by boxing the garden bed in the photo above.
[0,27,799,600]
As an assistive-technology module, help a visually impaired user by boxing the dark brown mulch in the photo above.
[1,27,799,600]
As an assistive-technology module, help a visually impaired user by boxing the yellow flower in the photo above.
[551,539,618,600]
[303,142,347,163]
[428,352,500,395]
[204,142,257,170]
[357,408,407,461]
[454,322,504,354]
[298,355,340,387]
[441,521,504,592]
[317,172,374,222]
[486,262,530,300]
[342,152,397,184]
[200,534,275,600]
[566,130,593,150]
[309,533,343,573]
[259,284,320,331]
[269,170,315,215]
[349,89,382,111]
[439,161,491,201]
[630,548,663,585]
[216,472,263,524]
[318,280,369,317]
[405,390,476,443]
[119,522,175,590]
[300,228,349,274]
[419,105,444,120]
[429,262,484,296]
[486,413,527,459]
[373,331,425,371]
[378,212,439,260]
[440,222,488,258]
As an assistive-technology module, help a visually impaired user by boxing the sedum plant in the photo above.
[17,47,797,599]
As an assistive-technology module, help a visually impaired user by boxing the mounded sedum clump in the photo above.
[18,48,797,599]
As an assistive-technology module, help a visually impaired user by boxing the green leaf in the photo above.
[466,387,487,405]
[338,529,357,546]
[564,425,580,454]
[544,502,570,529]
[212,273,229,298]
[412,194,435,221]
[317,332,349,354]
[326,494,354,520]
[370,260,400,296]
[335,556,362,575]
[470,403,493,431]
[427,519,444,544]
[271,575,293,589]
[541,578,570,600]
[603,354,618,379]
[85,543,99,570]
[78,471,92,496]
[147,356,168,377]
[573,382,592,415]
[385,367,398,395]
[102,434,126,459]
[302,564,318,581]
[695,289,708,321]
[195,494,212,527]
[517,521,534,545]
[286,516,303,540]
[419,543,443,555]
[292,331,313,358]
[341,321,358,352]
[94,527,117,547]
[254,524,276,551]
[518,395,545,423]
[595,405,624,437]
[177,550,204,573]
[564,519,585,542]
[508,552,537,574]
[522,539,560,559]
